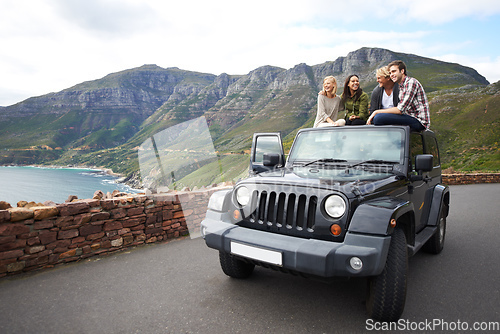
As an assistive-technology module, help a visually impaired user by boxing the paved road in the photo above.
[1,184,499,333]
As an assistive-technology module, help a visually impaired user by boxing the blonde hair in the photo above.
[322,76,337,95]
[376,66,390,78]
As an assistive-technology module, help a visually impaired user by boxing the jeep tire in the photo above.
[219,251,255,278]
[423,204,447,254]
[366,227,408,322]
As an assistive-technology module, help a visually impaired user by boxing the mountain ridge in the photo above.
[0,47,496,187]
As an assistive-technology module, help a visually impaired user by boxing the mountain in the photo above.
[428,82,499,171]
[0,47,496,187]
[0,65,221,149]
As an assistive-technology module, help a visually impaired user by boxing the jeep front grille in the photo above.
[246,191,317,232]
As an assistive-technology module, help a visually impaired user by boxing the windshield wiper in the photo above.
[345,159,398,171]
[302,158,347,167]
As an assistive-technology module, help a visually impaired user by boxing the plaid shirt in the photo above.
[397,76,430,129]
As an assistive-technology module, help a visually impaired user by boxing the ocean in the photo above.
[0,166,141,206]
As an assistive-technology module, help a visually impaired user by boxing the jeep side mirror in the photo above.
[250,133,284,174]
[263,153,281,167]
[415,154,433,172]
[410,154,433,181]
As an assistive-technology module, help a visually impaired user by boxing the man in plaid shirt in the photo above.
[367,60,430,131]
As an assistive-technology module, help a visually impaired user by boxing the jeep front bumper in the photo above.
[201,211,391,277]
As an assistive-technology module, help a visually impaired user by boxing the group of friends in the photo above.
[313,60,430,132]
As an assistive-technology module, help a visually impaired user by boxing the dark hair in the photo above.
[388,60,407,75]
[341,74,363,104]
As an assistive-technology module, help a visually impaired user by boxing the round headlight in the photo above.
[235,186,250,207]
[324,195,346,219]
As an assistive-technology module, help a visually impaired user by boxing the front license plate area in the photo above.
[230,241,283,266]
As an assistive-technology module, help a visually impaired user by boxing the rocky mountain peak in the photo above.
[0,47,491,159]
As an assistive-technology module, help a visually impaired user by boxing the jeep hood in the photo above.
[240,167,404,198]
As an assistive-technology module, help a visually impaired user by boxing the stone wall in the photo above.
[0,187,225,278]
[442,173,500,185]
[1,173,499,278]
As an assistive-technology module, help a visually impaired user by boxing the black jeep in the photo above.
[201,125,450,322]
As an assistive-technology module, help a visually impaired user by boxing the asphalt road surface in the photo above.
[1,184,499,333]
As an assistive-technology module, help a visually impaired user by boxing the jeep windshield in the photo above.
[288,127,405,169]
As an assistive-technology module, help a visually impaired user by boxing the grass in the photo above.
[174,154,249,189]
[1,52,498,186]
[429,84,500,171]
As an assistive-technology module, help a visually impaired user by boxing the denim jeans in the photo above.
[372,113,425,132]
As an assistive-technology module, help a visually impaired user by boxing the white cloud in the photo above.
[397,0,500,23]
[50,0,159,37]
[319,0,500,24]
[0,0,499,106]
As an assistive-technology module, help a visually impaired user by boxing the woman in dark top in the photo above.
[370,66,399,113]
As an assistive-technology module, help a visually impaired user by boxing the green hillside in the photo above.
[0,47,497,190]
[49,81,499,190]
[429,83,500,171]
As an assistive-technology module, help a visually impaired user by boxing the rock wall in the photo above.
[442,173,500,185]
[1,173,499,277]
[0,187,226,278]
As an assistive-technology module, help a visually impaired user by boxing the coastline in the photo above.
[1,163,143,190]
[0,165,143,206]
[1,163,124,178]
[1,164,141,185]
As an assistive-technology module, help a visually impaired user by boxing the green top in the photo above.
[341,91,369,121]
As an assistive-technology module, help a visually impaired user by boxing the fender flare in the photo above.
[348,197,414,235]
[426,184,450,226]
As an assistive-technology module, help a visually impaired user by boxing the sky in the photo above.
[1,0,500,107]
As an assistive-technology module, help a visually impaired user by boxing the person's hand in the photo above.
[349,115,356,121]
[367,111,376,125]
[318,90,325,96]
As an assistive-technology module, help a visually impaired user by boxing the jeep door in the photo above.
[409,132,430,232]
[423,133,442,185]
[249,133,285,174]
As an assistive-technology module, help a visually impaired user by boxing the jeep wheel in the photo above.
[423,204,447,254]
[219,251,255,278]
[366,227,408,322]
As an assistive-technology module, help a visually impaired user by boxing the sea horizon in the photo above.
[0,165,141,206]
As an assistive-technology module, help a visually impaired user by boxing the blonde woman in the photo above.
[314,76,345,128]
[369,66,399,113]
